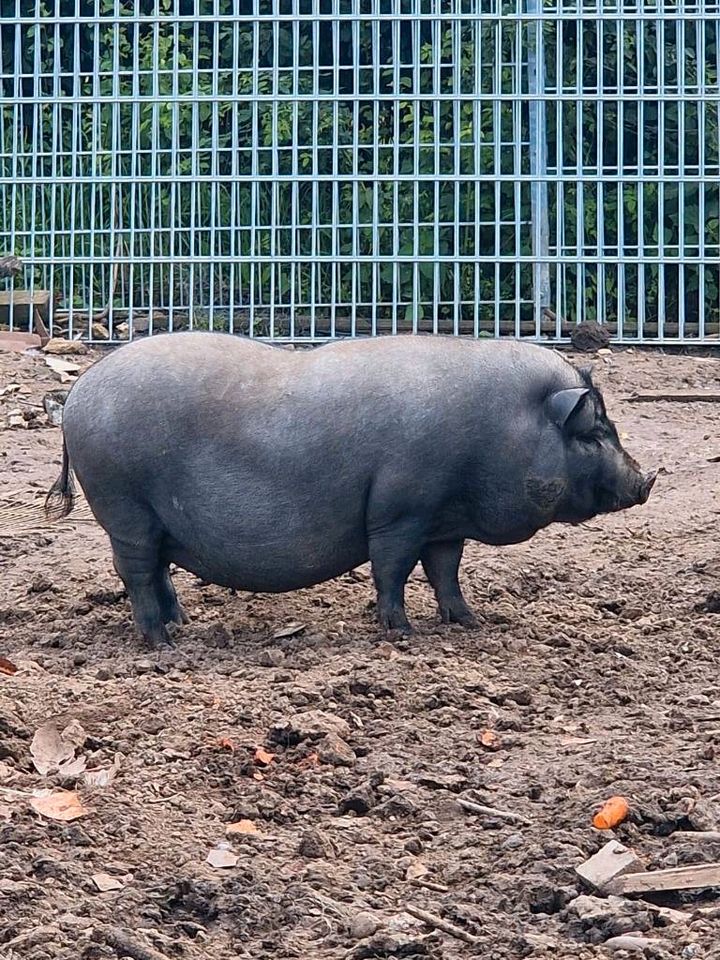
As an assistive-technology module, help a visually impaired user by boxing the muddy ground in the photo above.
[2,341,720,960]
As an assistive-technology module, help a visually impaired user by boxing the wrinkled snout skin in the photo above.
[55,333,655,644]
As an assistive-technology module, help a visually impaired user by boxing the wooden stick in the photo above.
[404,905,480,945]
[91,926,172,960]
[623,390,720,403]
[456,797,529,824]
[670,831,720,843]
[411,878,450,893]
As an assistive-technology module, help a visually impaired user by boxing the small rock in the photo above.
[6,410,27,429]
[72,654,87,667]
[688,799,720,832]
[206,846,238,869]
[563,894,653,943]
[339,783,378,816]
[404,838,423,855]
[95,667,113,681]
[43,337,87,355]
[298,828,336,860]
[269,709,351,746]
[43,390,67,426]
[374,794,418,820]
[316,733,356,767]
[258,648,285,667]
[570,320,611,353]
[576,840,645,891]
[350,911,382,941]
[434,798,464,822]
[604,934,670,952]
[134,659,155,675]
[90,323,110,340]
[348,933,433,959]
[502,833,525,850]
[91,872,123,892]
[29,575,53,594]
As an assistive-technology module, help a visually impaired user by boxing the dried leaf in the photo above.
[405,861,429,881]
[30,722,76,775]
[83,755,121,788]
[217,737,236,751]
[0,656,17,676]
[254,747,275,766]
[91,872,123,892]
[478,729,500,751]
[252,772,264,781]
[272,622,305,639]
[30,789,88,822]
[57,756,87,778]
[206,847,238,869]
[226,819,259,836]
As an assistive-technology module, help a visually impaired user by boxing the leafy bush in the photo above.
[0,0,717,337]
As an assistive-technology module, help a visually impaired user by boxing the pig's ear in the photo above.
[546,387,593,433]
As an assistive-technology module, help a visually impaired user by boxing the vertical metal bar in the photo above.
[526,0,550,338]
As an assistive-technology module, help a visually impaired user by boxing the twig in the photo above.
[91,926,172,960]
[411,878,450,893]
[404,905,480,945]
[456,797,529,824]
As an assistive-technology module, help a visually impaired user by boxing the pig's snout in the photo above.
[637,469,657,505]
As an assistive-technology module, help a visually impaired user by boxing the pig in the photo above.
[46,332,655,646]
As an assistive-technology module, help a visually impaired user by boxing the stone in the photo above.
[269,709,351,746]
[316,733,356,767]
[576,840,645,891]
[299,828,336,860]
[339,783,378,816]
[42,337,87,355]
[350,911,382,941]
[570,320,611,353]
[563,895,653,943]
[603,934,670,952]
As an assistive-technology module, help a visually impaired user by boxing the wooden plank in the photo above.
[607,861,720,896]
[0,290,51,328]
[623,390,720,403]
[0,290,50,308]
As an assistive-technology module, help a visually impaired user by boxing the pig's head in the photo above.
[542,368,656,524]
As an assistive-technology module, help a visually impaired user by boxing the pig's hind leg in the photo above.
[104,506,179,648]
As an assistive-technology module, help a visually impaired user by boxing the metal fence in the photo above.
[0,0,719,344]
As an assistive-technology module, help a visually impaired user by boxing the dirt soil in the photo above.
[2,342,720,960]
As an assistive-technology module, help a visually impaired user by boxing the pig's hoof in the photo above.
[377,609,413,635]
[142,624,177,650]
[169,604,189,626]
[439,603,479,629]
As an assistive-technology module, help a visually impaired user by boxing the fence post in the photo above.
[526,0,551,335]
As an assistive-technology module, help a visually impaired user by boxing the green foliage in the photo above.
[1,2,718,335]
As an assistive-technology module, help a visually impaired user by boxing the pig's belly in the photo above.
[160,521,370,593]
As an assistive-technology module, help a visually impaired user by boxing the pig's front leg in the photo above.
[421,540,478,627]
